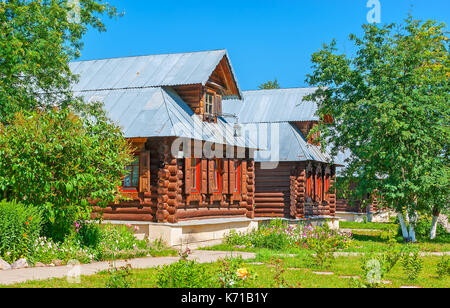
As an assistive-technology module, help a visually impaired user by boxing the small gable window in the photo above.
[205,93,215,115]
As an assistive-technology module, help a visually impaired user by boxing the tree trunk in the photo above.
[430,207,440,240]
[430,216,439,240]
[398,213,410,242]
[409,223,416,243]
[408,211,417,243]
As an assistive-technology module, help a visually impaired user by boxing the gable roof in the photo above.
[224,87,334,163]
[76,87,254,148]
[223,87,319,123]
[70,49,242,96]
[243,122,330,163]
[68,49,257,148]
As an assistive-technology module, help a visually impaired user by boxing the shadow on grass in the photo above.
[351,233,388,243]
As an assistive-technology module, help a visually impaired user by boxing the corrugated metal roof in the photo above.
[75,87,255,148]
[70,49,242,96]
[240,122,331,163]
[223,87,320,123]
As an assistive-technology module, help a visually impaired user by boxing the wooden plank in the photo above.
[184,158,191,194]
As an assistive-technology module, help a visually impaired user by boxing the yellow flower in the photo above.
[236,268,249,279]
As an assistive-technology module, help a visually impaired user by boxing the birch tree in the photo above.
[305,16,449,242]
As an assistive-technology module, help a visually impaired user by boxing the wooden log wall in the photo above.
[254,162,337,219]
[254,162,292,218]
[95,138,256,223]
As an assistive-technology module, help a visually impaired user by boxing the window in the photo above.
[190,158,201,193]
[123,156,140,191]
[233,161,241,193]
[212,159,222,193]
[205,93,215,115]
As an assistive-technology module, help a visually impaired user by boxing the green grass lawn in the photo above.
[3,223,449,289]
[3,253,448,288]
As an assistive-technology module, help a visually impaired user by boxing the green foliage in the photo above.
[156,259,210,288]
[0,0,122,123]
[105,263,133,288]
[31,236,95,265]
[0,200,42,263]
[310,236,336,269]
[0,109,133,240]
[258,79,281,89]
[358,234,402,288]
[394,214,448,240]
[400,245,423,281]
[436,256,449,279]
[269,258,291,288]
[217,256,254,288]
[305,16,449,227]
[225,220,352,250]
[414,215,447,239]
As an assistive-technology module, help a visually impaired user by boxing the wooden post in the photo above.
[245,159,255,219]
[296,165,307,217]
[156,140,171,223]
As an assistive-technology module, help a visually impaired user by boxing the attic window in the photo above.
[205,93,215,115]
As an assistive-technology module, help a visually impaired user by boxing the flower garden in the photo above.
[225,220,353,250]
[0,200,448,289]
[0,200,176,270]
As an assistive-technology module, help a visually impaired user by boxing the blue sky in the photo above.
[79,0,450,90]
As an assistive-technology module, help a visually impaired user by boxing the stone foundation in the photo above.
[103,215,341,249]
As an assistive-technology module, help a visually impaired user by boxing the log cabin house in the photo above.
[69,50,258,226]
[223,88,340,220]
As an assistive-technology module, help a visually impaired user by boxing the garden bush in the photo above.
[0,200,42,263]
[156,259,210,288]
[30,223,164,265]
[0,109,133,241]
[436,256,449,279]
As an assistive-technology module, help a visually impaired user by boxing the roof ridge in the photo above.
[243,87,319,93]
[71,49,227,63]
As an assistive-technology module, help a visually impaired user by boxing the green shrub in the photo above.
[414,216,447,239]
[75,221,103,249]
[156,260,210,288]
[105,263,133,288]
[436,256,449,279]
[0,200,42,263]
[310,236,336,269]
[0,109,133,241]
[400,245,423,281]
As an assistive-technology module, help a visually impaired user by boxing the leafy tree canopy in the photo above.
[305,16,449,218]
[258,79,281,89]
[0,0,121,123]
[0,107,133,240]
[0,0,132,239]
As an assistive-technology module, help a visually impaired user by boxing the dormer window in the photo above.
[205,93,215,115]
[203,91,222,121]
